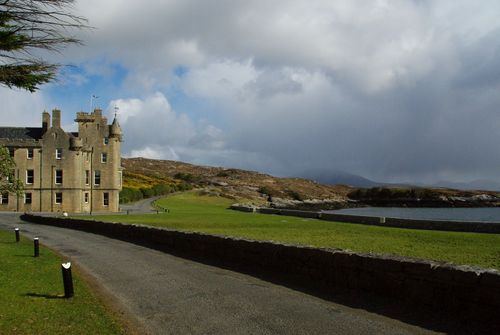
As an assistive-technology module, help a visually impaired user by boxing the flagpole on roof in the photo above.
[90,94,99,113]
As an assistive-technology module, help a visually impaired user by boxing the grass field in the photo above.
[92,192,500,269]
[0,230,124,335]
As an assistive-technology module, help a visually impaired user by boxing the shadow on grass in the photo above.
[23,293,65,300]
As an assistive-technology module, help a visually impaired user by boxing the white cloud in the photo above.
[0,88,49,126]
[181,60,257,101]
[127,145,178,160]
[29,0,500,183]
[109,92,229,162]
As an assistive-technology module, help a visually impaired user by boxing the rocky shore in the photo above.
[268,192,500,210]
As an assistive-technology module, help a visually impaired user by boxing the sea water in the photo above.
[326,207,500,223]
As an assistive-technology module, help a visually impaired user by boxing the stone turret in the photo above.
[109,116,122,141]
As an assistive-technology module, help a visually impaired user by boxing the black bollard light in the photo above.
[15,228,20,242]
[61,262,74,298]
[33,237,39,257]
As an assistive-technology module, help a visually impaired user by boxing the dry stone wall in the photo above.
[21,213,500,331]
[231,205,500,234]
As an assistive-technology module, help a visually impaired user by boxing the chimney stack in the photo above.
[42,111,50,134]
[52,109,61,128]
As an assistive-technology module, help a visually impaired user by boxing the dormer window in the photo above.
[56,148,62,160]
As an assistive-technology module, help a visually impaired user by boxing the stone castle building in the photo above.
[0,108,122,213]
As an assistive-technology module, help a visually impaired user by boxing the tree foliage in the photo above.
[0,146,23,195]
[0,0,87,91]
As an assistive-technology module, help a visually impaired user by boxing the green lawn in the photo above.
[93,192,500,269]
[0,230,124,335]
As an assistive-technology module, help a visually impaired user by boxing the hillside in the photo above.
[121,157,500,209]
[122,157,352,209]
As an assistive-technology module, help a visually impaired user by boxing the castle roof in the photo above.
[0,127,43,140]
[0,127,79,141]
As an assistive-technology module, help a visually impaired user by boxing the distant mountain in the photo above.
[431,180,500,192]
[300,170,500,192]
[299,170,383,188]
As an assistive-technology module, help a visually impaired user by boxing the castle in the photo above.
[0,108,122,213]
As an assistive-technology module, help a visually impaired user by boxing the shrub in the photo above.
[140,187,155,198]
[175,182,193,191]
[152,183,172,195]
[174,172,195,182]
[119,187,143,203]
[286,189,304,201]
[216,171,229,177]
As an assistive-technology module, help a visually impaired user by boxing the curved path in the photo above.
[0,213,433,335]
[120,196,162,214]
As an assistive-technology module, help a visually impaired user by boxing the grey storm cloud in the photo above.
[7,0,500,184]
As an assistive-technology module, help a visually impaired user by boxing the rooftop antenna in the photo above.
[90,94,99,112]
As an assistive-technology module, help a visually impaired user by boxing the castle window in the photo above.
[104,137,109,145]
[27,148,33,159]
[85,170,90,185]
[103,192,109,206]
[9,148,14,157]
[0,193,8,204]
[94,170,101,185]
[101,153,107,163]
[24,192,32,204]
[26,170,34,184]
[84,192,89,203]
[55,192,63,204]
[56,148,62,159]
[55,170,63,184]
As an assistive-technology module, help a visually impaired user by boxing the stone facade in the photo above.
[0,109,122,213]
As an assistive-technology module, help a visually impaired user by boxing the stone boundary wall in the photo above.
[21,214,500,330]
[230,205,500,234]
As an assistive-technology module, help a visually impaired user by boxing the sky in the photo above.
[2,0,500,184]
